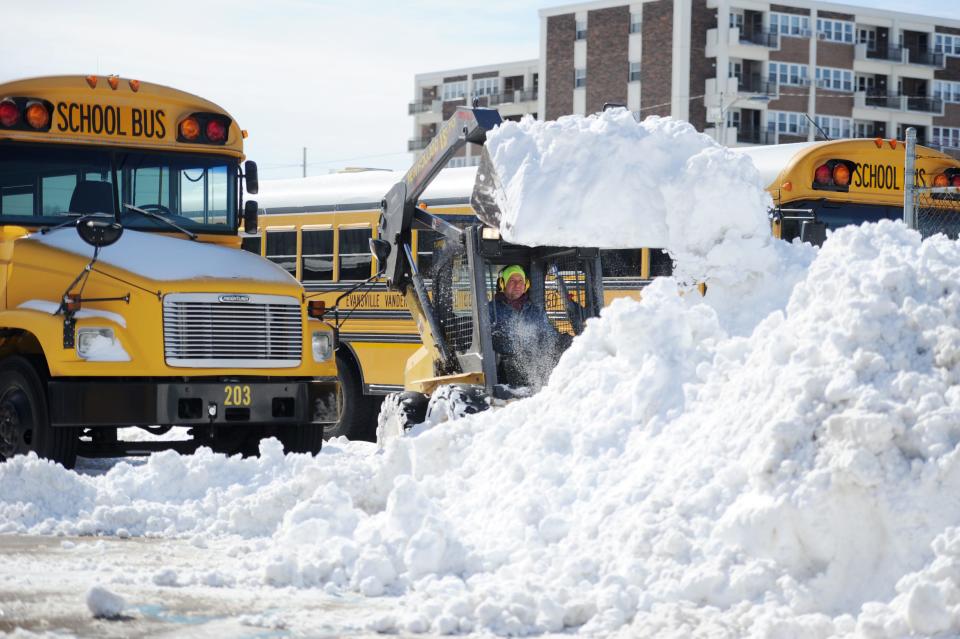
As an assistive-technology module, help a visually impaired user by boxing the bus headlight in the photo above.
[76,328,130,361]
[312,330,334,362]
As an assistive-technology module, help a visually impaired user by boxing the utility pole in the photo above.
[302,147,307,178]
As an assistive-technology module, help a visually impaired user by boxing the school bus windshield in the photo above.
[0,142,237,232]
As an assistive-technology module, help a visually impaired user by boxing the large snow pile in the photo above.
[3,115,960,637]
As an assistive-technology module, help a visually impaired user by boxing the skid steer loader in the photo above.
[369,107,606,439]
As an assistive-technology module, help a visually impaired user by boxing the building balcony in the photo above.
[408,137,431,151]
[740,28,778,48]
[706,27,777,60]
[906,96,943,114]
[518,88,538,102]
[907,49,945,68]
[408,101,432,115]
[738,74,778,96]
[861,45,905,64]
[856,91,903,110]
[738,128,776,145]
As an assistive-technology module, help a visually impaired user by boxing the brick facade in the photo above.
[815,90,855,116]
[688,0,715,130]
[640,0,673,117]
[770,36,809,64]
[816,42,854,67]
[586,6,630,113]
[768,87,809,113]
[546,14,576,120]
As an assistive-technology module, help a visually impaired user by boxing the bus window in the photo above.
[339,228,373,281]
[649,249,674,277]
[41,174,78,215]
[0,185,33,216]
[302,229,334,282]
[416,229,439,277]
[240,235,262,255]
[600,249,642,277]
[179,166,229,225]
[265,229,297,277]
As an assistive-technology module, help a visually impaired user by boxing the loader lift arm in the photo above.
[375,107,502,375]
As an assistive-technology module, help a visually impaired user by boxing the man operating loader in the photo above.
[489,265,568,388]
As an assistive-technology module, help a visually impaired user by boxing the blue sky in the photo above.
[0,0,953,179]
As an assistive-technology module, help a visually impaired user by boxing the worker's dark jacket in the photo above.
[489,292,563,386]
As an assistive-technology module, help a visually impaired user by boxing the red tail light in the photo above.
[205,119,226,143]
[952,175,960,187]
[814,164,832,185]
[0,100,20,128]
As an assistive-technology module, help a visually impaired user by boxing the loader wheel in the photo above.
[325,354,378,441]
[376,391,428,446]
[0,357,78,469]
[425,385,489,424]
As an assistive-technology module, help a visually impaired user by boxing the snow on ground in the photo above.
[3,113,960,637]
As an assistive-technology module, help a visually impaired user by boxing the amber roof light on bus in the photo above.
[0,99,19,127]
[934,173,950,187]
[833,163,851,187]
[179,116,201,141]
[25,101,49,130]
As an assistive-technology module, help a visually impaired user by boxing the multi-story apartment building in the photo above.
[539,0,960,154]
[409,59,540,167]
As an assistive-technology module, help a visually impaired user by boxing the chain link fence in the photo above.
[905,128,960,240]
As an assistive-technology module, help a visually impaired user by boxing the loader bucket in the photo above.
[471,147,506,229]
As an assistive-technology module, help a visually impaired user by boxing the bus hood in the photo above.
[24,227,298,288]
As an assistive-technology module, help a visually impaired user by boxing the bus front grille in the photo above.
[162,293,303,368]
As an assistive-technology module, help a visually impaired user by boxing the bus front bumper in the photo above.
[47,378,339,428]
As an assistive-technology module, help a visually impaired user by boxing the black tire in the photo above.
[376,391,429,445]
[277,424,324,454]
[0,357,78,469]
[325,353,378,442]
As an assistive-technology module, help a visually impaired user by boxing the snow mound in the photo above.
[85,585,126,618]
[3,112,960,637]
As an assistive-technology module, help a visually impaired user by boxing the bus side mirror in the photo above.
[244,160,259,195]
[77,214,123,248]
[370,238,391,275]
[800,220,826,247]
[244,200,259,235]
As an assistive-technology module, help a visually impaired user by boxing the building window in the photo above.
[933,80,960,103]
[301,229,334,282]
[729,12,743,31]
[575,20,587,40]
[338,228,373,281]
[630,12,641,34]
[770,12,810,37]
[816,66,853,91]
[854,121,876,138]
[858,27,877,51]
[817,18,854,43]
[629,62,641,83]
[766,110,808,136]
[442,80,467,101]
[815,115,852,139]
[768,62,808,86]
[575,68,587,88]
[726,110,741,129]
[935,34,960,56]
[265,230,297,278]
[473,77,498,97]
[931,126,960,149]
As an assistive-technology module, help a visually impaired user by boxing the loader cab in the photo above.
[425,224,604,396]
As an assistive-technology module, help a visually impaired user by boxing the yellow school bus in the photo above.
[0,75,337,467]
[735,138,960,242]
[253,167,669,440]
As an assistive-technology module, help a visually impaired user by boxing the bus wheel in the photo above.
[277,424,323,455]
[326,354,376,442]
[0,357,78,469]
[376,391,428,447]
